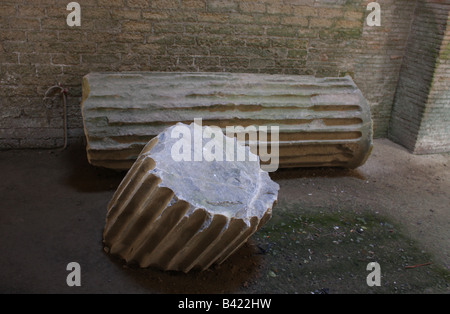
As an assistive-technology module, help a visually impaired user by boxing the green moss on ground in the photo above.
[247,202,449,294]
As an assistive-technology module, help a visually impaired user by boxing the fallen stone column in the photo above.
[81,72,373,170]
[103,122,279,272]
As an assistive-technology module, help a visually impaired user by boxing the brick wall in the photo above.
[0,0,421,149]
[389,0,450,154]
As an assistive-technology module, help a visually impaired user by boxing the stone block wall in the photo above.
[390,0,450,154]
[0,0,440,150]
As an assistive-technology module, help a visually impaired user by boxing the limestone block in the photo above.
[81,72,373,170]
[103,122,279,272]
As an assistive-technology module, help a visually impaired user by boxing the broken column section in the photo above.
[81,72,373,170]
[103,122,279,272]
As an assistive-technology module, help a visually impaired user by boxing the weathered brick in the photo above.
[197,12,229,23]
[181,0,206,10]
[319,28,361,39]
[27,31,57,43]
[287,49,307,58]
[281,16,308,26]
[197,35,245,47]
[36,64,63,76]
[209,45,236,56]
[98,0,124,7]
[147,35,175,45]
[309,18,334,28]
[285,38,309,49]
[205,24,235,35]
[0,4,16,16]
[46,7,67,18]
[48,42,96,54]
[87,31,116,43]
[150,55,177,67]
[116,32,146,43]
[153,23,184,34]
[82,54,121,64]
[226,66,258,73]
[253,14,280,25]
[344,10,364,20]
[228,13,254,24]
[240,1,266,14]
[284,0,314,5]
[3,41,31,53]
[20,53,51,64]
[318,7,344,18]
[1,30,26,41]
[275,58,306,68]
[235,24,264,36]
[246,37,270,48]
[315,67,340,77]
[130,43,164,54]
[126,0,150,8]
[41,18,65,29]
[194,56,220,67]
[235,46,271,58]
[266,26,297,37]
[18,6,45,17]
[2,53,19,64]
[441,42,450,60]
[336,19,362,29]
[77,6,107,19]
[177,56,195,67]
[122,21,153,32]
[185,24,204,33]
[97,42,130,54]
[121,53,150,65]
[166,45,209,56]
[269,47,288,58]
[52,54,80,65]
[111,9,141,20]
[174,35,196,46]
[267,3,292,15]
[58,30,85,42]
[207,0,238,13]
[142,11,169,20]
[8,17,41,30]
[151,0,179,9]
[219,57,249,67]
[95,19,121,30]
[249,58,275,68]
[292,6,318,17]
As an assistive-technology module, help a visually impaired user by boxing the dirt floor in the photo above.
[0,138,448,294]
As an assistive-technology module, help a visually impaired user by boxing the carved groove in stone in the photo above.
[103,124,279,272]
[81,72,373,169]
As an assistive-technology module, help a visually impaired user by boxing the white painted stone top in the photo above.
[143,122,279,224]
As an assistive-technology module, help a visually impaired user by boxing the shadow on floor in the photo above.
[57,141,366,193]
[270,166,366,181]
[105,241,264,294]
[58,142,126,193]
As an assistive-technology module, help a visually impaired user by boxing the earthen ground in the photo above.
[0,139,448,293]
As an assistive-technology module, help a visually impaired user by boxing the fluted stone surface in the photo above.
[81,72,373,170]
[103,122,279,272]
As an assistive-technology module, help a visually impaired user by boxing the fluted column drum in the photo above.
[81,72,373,170]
